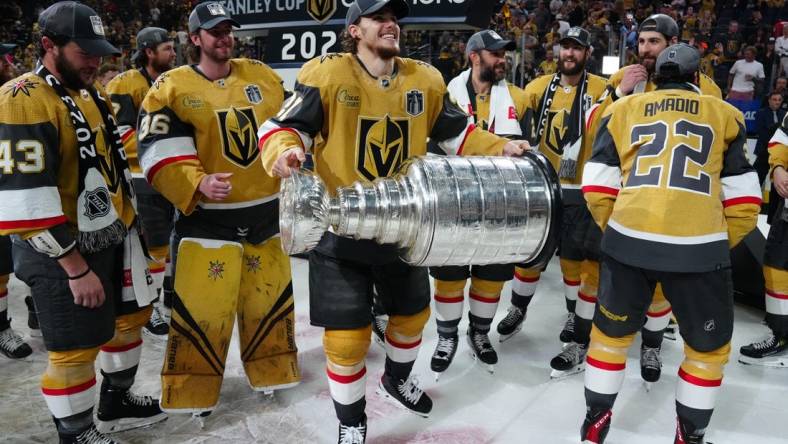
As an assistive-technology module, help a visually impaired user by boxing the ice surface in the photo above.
[2,255,787,444]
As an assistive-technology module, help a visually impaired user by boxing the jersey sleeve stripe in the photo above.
[257,124,311,152]
[607,219,728,244]
[139,136,198,182]
[721,172,761,204]
[0,186,67,230]
[440,123,475,156]
[585,103,602,132]
[582,162,621,191]
[582,185,620,196]
[120,126,135,144]
[768,128,788,148]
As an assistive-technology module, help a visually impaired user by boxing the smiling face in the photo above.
[558,40,589,75]
[350,7,400,60]
[638,30,670,73]
[473,48,507,83]
[191,21,235,63]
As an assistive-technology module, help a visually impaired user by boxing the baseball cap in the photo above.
[346,0,409,28]
[655,43,699,77]
[38,1,120,57]
[188,2,240,33]
[559,27,592,48]
[0,43,16,56]
[465,30,516,56]
[131,27,171,62]
[638,13,679,40]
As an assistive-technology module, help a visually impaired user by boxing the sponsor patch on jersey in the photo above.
[182,95,204,109]
[84,187,111,220]
[405,89,424,117]
[244,84,263,104]
[356,115,410,181]
[337,87,360,108]
[216,106,260,168]
[307,0,336,24]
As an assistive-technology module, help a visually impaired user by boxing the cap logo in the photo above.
[669,50,677,59]
[90,16,105,36]
[488,31,503,40]
[568,28,580,37]
[207,3,226,16]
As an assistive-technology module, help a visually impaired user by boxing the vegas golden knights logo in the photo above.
[93,125,122,193]
[307,0,336,24]
[356,115,410,181]
[216,106,260,168]
[545,110,569,155]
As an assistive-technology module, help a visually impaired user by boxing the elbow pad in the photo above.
[25,226,76,259]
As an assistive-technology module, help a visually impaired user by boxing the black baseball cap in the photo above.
[656,43,699,77]
[188,2,240,33]
[0,43,16,56]
[639,14,679,40]
[559,27,592,48]
[38,1,120,57]
[465,30,516,56]
[346,0,409,28]
[131,27,171,62]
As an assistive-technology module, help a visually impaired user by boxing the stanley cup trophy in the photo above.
[279,151,562,268]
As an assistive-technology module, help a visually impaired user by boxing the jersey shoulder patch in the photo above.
[0,73,58,124]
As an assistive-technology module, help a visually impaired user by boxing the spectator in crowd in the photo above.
[98,63,120,86]
[728,45,766,100]
[777,25,788,77]
[537,48,557,75]
[754,91,786,184]
[0,43,16,83]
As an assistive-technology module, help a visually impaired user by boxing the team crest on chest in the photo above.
[545,110,569,155]
[356,115,410,181]
[405,89,424,117]
[244,84,263,104]
[216,106,260,168]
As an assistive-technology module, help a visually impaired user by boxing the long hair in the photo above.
[340,29,358,54]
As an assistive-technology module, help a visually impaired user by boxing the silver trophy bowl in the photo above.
[279,152,561,267]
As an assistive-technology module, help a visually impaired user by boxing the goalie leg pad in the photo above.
[160,238,243,413]
[237,238,300,391]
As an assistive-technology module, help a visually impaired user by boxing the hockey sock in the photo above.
[764,265,788,339]
[575,260,598,346]
[99,309,149,385]
[434,279,465,337]
[584,326,634,412]
[512,267,540,309]
[42,349,99,423]
[560,258,581,314]
[676,343,729,433]
[643,308,671,348]
[326,362,367,425]
[101,366,136,390]
[468,278,503,332]
[385,308,429,380]
[0,274,9,331]
[54,408,94,434]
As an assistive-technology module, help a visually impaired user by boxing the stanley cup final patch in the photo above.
[405,89,424,117]
[245,84,263,104]
[90,16,105,36]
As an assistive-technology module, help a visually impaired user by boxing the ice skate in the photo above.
[549,342,587,379]
[559,312,576,343]
[467,327,497,374]
[371,314,388,348]
[430,334,458,381]
[96,380,167,433]
[58,424,117,444]
[377,373,432,417]
[496,305,526,343]
[0,326,32,359]
[640,345,662,391]
[338,415,367,444]
[580,407,612,444]
[739,334,788,367]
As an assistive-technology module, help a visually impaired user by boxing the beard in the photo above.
[639,54,657,73]
[201,42,233,64]
[479,60,506,83]
[151,56,173,74]
[55,50,95,90]
[558,55,586,76]
[375,41,400,60]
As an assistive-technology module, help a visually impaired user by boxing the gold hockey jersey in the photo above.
[606,65,722,99]
[471,83,528,134]
[106,68,155,174]
[0,73,135,237]
[582,85,761,272]
[768,113,788,176]
[258,53,508,193]
[138,59,285,223]
[522,73,608,191]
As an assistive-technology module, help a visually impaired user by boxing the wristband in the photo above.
[68,268,91,280]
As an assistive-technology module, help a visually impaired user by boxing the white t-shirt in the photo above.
[776,35,788,57]
[730,59,765,93]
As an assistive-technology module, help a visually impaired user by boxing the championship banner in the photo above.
[219,0,485,28]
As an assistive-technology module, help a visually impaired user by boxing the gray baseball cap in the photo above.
[188,2,240,33]
[639,13,679,39]
[465,30,516,56]
[559,27,592,48]
[38,1,120,56]
[131,27,171,62]
[346,0,409,28]
[656,43,699,77]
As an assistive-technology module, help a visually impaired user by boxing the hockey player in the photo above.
[0,236,32,359]
[259,1,529,441]
[566,13,725,386]
[495,27,606,356]
[738,113,788,367]
[0,2,167,442]
[138,2,299,416]
[106,27,176,338]
[427,29,527,378]
[580,43,761,444]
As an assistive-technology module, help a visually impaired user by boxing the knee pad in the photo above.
[559,258,582,282]
[434,279,466,296]
[589,325,635,364]
[470,277,505,298]
[681,342,730,380]
[324,327,372,367]
[388,306,430,340]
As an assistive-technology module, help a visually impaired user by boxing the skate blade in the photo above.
[375,382,430,418]
[96,412,168,434]
[550,364,585,379]
[372,335,385,349]
[486,364,495,374]
[643,381,654,392]
[738,355,788,368]
[497,326,523,343]
[433,371,442,382]
[28,329,42,338]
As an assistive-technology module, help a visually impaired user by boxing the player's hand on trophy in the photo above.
[619,64,648,95]
[503,140,531,157]
[272,147,306,178]
[199,172,233,200]
[70,271,106,309]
